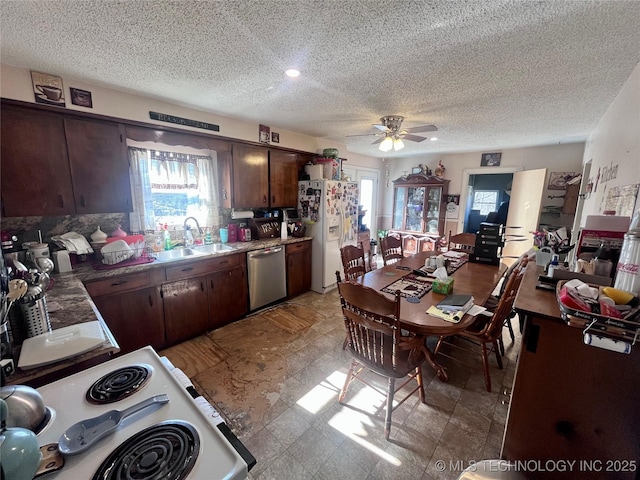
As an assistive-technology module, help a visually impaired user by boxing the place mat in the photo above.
[382,274,433,299]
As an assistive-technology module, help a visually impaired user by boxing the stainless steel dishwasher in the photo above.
[247,246,287,311]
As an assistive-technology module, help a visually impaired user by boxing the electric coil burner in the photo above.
[35,346,248,479]
[93,421,200,480]
[86,364,151,404]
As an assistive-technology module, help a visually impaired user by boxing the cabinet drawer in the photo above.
[165,253,244,282]
[285,241,310,254]
[85,269,166,297]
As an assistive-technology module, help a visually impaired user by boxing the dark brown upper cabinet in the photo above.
[1,104,76,216]
[64,117,132,214]
[269,149,299,207]
[1,103,132,216]
[231,144,300,209]
[231,143,269,208]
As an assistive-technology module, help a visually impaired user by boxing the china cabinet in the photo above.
[391,174,449,236]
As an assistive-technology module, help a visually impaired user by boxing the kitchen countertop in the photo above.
[76,236,312,283]
[6,272,120,386]
[5,236,312,386]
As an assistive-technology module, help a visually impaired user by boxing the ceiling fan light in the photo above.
[379,136,393,152]
[393,138,405,151]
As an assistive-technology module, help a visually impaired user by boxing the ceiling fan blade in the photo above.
[403,134,428,142]
[372,124,389,132]
[406,124,438,133]
[371,137,384,145]
[346,133,380,138]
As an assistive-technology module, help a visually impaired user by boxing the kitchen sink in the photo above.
[153,248,209,262]
[193,243,236,253]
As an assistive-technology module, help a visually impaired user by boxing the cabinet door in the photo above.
[232,144,268,208]
[392,187,407,230]
[286,241,311,298]
[269,150,298,207]
[208,265,248,329]
[424,186,442,234]
[64,117,132,213]
[92,287,165,355]
[1,105,75,216]
[405,186,425,232]
[162,277,210,346]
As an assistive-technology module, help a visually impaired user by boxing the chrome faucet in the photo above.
[183,217,202,246]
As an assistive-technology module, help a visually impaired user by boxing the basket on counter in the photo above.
[556,280,640,343]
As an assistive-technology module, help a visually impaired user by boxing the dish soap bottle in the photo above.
[163,223,172,251]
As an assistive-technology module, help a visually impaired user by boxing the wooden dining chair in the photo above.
[448,231,476,253]
[335,271,427,440]
[433,258,527,392]
[340,244,367,281]
[484,253,532,354]
[379,234,403,266]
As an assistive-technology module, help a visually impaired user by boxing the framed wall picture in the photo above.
[271,132,280,143]
[31,71,66,107]
[481,152,501,166]
[70,87,93,108]
[259,124,270,144]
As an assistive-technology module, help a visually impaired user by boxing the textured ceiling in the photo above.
[2,1,639,158]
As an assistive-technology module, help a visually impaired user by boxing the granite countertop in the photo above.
[7,272,120,386]
[75,236,312,283]
[6,236,312,385]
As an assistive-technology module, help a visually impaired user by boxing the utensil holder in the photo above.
[19,293,51,338]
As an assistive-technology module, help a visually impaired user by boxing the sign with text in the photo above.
[149,111,219,131]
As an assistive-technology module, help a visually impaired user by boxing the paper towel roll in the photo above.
[231,210,255,219]
[584,333,632,354]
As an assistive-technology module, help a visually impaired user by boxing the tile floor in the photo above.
[160,289,521,480]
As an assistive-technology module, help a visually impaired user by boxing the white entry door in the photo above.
[343,167,379,236]
[502,168,547,260]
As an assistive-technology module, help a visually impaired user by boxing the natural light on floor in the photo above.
[296,370,402,466]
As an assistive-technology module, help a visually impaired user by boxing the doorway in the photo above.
[465,173,514,233]
[342,166,379,236]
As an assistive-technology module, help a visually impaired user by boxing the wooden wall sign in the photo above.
[149,111,219,131]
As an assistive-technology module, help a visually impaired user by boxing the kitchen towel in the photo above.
[583,333,632,354]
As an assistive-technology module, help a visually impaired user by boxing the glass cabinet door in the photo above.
[405,186,425,232]
[392,187,406,230]
[424,186,442,234]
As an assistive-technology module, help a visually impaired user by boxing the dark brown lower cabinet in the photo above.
[92,287,165,354]
[505,265,640,479]
[286,241,311,298]
[208,266,248,329]
[162,276,210,346]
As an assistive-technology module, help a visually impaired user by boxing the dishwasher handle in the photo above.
[248,247,283,258]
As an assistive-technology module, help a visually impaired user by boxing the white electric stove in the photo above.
[34,346,251,479]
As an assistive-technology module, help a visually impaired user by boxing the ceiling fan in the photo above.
[347,115,438,152]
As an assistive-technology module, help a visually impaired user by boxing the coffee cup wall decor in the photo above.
[31,71,66,107]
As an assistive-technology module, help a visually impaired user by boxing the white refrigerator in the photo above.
[298,180,359,293]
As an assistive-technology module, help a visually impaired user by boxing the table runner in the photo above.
[381,258,468,298]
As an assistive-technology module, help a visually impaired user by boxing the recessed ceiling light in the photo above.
[430,137,438,141]
[285,68,300,78]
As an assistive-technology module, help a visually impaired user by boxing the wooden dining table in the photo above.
[354,250,506,380]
